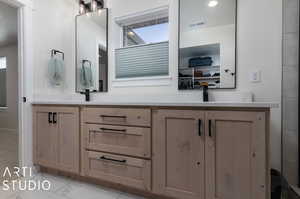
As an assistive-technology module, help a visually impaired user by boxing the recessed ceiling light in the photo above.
[208,0,218,7]
[128,31,135,36]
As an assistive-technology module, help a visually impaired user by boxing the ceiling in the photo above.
[0,1,18,48]
[180,0,236,32]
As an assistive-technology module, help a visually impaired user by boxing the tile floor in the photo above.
[0,172,148,199]
[0,131,19,182]
[0,131,147,198]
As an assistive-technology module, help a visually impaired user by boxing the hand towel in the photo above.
[48,55,65,86]
[80,61,94,89]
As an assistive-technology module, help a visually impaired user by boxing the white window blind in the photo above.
[115,41,169,79]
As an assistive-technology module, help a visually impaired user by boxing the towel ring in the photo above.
[51,49,64,60]
[82,60,92,67]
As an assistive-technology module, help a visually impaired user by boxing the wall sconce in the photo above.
[79,0,104,15]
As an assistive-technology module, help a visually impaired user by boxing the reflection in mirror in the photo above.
[76,9,108,93]
[178,0,236,90]
[0,57,6,107]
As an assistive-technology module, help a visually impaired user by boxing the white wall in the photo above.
[33,0,77,95]
[0,45,18,132]
[32,0,282,170]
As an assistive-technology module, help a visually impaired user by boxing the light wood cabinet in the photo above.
[33,108,58,169]
[84,124,151,158]
[82,107,151,127]
[205,111,267,199]
[33,105,270,199]
[33,106,80,174]
[83,151,151,191]
[153,110,205,199]
[153,109,268,199]
[81,107,152,190]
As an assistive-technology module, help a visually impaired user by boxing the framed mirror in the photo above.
[178,0,237,90]
[76,8,108,93]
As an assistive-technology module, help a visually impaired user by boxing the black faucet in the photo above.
[200,83,209,102]
[80,89,90,102]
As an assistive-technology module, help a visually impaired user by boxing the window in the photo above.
[0,57,7,107]
[0,57,6,69]
[115,7,170,82]
[123,17,169,47]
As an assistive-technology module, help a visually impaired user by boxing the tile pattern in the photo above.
[0,172,149,199]
[282,0,300,186]
[0,131,19,183]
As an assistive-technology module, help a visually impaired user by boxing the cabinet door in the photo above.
[33,106,80,173]
[33,107,58,168]
[56,107,80,173]
[205,111,267,199]
[153,109,205,199]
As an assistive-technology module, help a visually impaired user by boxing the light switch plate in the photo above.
[250,71,261,83]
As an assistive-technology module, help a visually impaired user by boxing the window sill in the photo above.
[0,107,8,112]
[112,76,172,87]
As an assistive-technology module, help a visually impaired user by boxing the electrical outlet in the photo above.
[250,71,261,83]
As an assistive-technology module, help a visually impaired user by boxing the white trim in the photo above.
[0,0,33,8]
[19,4,34,169]
[116,41,169,50]
[114,5,169,26]
[112,76,172,87]
[113,75,172,82]
[18,3,26,169]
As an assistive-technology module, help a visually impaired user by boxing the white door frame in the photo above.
[0,0,34,168]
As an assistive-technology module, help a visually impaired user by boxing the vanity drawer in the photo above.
[82,108,151,127]
[83,151,151,191]
[85,124,151,158]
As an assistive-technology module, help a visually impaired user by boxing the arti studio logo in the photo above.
[2,167,51,191]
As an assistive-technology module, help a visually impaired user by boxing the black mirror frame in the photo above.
[75,8,109,93]
[178,0,238,90]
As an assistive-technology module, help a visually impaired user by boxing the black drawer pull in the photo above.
[198,120,202,136]
[99,156,127,164]
[48,112,53,124]
[209,120,212,137]
[100,128,126,132]
[53,112,57,124]
[100,115,127,119]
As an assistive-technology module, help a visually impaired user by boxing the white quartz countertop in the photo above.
[31,100,279,109]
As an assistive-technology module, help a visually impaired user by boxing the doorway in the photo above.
[0,1,19,182]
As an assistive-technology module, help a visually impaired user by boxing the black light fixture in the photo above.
[79,0,104,15]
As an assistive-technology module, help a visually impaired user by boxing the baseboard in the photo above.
[0,128,18,134]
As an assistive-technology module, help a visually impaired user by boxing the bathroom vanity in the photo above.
[32,102,275,199]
